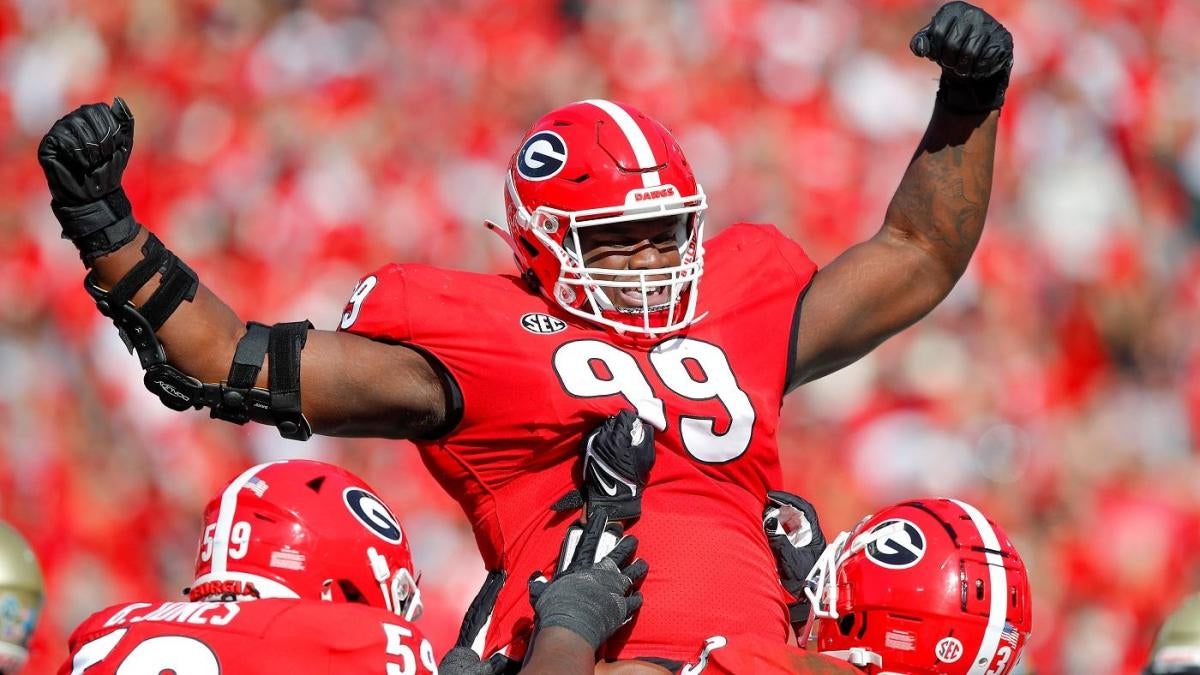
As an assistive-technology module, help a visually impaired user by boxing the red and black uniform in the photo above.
[341,223,816,663]
[692,635,864,674]
[60,598,436,674]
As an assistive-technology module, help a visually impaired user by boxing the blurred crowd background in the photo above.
[1,0,1198,672]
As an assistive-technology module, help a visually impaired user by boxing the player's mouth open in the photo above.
[617,285,669,309]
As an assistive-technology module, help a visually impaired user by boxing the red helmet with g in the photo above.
[804,498,1031,674]
[189,460,421,621]
[496,99,707,336]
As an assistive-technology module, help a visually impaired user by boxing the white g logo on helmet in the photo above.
[517,131,568,181]
[343,488,403,544]
[864,519,926,569]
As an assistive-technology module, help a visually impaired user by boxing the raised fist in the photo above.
[38,98,134,206]
[37,98,139,263]
[910,2,1014,112]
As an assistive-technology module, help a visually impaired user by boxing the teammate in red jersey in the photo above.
[37,1,1013,666]
[800,498,1032,675]
[60,460,645,675]
[59,460,434,675]
[607,496,1030,675]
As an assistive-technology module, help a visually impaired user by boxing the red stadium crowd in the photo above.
[1,0,1198,672]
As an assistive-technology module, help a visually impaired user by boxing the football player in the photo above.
[448,419,849,675]
[1146,594,1200,674]
[37,1,1014,666]
[0,522,43,675]
[60,460,644,675]
[799,498,1032,674]
[654,497,1032,675]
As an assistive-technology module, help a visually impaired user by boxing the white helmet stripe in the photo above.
[582,98,662,188]
[950,499,1009,675]
[211,461,286,575]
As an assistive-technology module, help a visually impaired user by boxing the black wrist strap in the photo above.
[98,234,168,310]
[267,321,311,438]
[141,247,199,331]
[85,233,200,368]
[937,68,1011,114]
[227,322,271,389]
[54,189,141,266]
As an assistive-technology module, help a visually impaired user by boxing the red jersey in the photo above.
[341,223,817,662]
[60,599,436,675]
[687,635,864,674]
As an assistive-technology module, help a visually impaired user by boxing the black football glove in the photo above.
[439,570,520,675]
[910,1,1014,114]
[438,648,514,675]
[37,97,140,264]
[764,490,826,626]
[551,410,655,521]
[583,410,655,520]
[528,509,647,651]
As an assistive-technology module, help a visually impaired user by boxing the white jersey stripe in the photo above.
[951,499,1009,675]
[582,98,662,188]
[211,461,286,575]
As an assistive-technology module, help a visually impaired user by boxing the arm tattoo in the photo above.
[886,104,998,279]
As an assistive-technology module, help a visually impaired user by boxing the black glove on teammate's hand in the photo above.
[581,410,655,521]
[528,510,647,651]
[910,1,1014,113]
[439,570,519,675]
[764,490,826,626]
[439,648,512,675]
[37,98,139,263]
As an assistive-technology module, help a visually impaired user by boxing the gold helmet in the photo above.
[1147,594,1200,674]
[0,523,42,675]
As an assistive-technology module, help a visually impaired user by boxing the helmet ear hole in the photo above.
[337,579,367,605]
[834,612,869,640]
[838,613,856,637]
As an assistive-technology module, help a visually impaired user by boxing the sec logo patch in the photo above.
[935,637,964,663]
[521,313,567,334]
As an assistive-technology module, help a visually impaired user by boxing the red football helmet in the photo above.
[189,460,422,621]
[803,498,1031,675]
[494,99,707,336]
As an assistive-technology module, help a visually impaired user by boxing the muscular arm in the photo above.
[91,228,449,438]
[788,102,998,388]
[520,627,600,675]
[787,1,1012,390]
